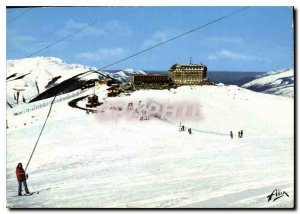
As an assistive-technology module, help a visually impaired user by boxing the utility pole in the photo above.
[94,81,96,95]
[13,88,25,104]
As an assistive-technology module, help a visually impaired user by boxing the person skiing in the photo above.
[241,130,243,138]
[181,125,185,131]
[238,131,241,138]
[230,131,233,139]
[16,163,30,196]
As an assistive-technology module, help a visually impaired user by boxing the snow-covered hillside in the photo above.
[242,68,294,98]
[6,57,109,107]
[6,85,294,208]
[108,68,146,83]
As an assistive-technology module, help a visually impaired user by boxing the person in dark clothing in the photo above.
[230,131,233,139]
[238,131,241,138]
[16,163,30,196]
[188,128,192,134]
[241,130,243,138]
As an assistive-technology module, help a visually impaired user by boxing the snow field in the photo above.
[6,85,294,208]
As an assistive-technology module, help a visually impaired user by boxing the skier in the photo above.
[16,163,30,196]
[238,131,241,138]
[230,131,233,139]
[188,128,192,134]
[241,130,243,138]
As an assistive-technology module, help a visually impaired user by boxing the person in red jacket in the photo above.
[16,163,30,196]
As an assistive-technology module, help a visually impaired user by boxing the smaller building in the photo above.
[107,85,122,97]
[95,79,110,88]
[131,74,169,89]
[86,94,100,108]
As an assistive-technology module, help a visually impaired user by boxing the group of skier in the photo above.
[179,124,192,135]
[140,116,150,120]
[230,130,244,139]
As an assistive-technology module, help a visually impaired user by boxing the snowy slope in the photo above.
[242,69,294,97]
[6,85,294,208]
[108,68,146,83]
[6,57,108,106]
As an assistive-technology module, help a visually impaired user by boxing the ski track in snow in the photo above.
[6,85,294,208]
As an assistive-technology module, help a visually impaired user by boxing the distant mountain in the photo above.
[107,68,146,83]
[207,71,263,86]
[242,68,294,98]
[6,57,111,106]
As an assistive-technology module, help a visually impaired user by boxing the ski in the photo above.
[13,191,39,197]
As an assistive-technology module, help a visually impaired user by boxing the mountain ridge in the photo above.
[242,68,294,98]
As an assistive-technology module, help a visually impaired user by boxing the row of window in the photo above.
[133,76,168,80]
[172,67,205,70]
[172,73,204,75]
[171,71,205,74]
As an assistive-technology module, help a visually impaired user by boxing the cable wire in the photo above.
[27,20,97,58]
[25,96,56,172]
[7,8,32,24]
[78,6,250,79]
[98,6,250,70]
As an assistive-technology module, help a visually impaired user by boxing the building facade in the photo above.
[131,74,169,89]
[169,63,208,85]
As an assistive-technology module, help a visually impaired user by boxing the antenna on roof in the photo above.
[190,57,192,65]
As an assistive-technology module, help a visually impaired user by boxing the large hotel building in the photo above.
[131,61,209,88]
[168,63,208,85]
